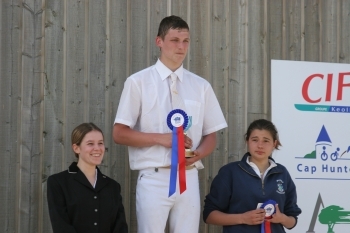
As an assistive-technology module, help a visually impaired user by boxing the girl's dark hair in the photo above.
[71,122,104,158]
[244,119,282,149]
[157,15,189,40]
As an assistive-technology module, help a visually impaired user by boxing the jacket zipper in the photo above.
[239,164,280,195]
[261,172,279,195]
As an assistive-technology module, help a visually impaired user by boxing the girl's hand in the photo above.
[267,204,286,224]
[241,209,266,225]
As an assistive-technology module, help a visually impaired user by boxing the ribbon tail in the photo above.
[265,220,271,233]
[261,221,265,233]
[260,200,277,233]
[168,127,178,197]
[177,126,186,194]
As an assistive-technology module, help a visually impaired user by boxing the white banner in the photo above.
[271,60,350,233]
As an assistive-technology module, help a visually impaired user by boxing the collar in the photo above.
[68,162,79,173]
[68,161,103,174]
[67,162,109,191]
[155,59,184,82]
[241,152,277,163]
[239,152,282,176]
[246,156,277,168]
[246,155,277,177]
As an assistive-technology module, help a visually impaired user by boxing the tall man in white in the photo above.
[113,15,227,233]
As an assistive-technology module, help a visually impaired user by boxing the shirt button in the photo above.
[94,196,97,199]
[95,209,98,212]
[94,222,97,226]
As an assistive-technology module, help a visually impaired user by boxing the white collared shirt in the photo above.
[93,168,97,188]
[247,157,277,179]
[115,59,227,170]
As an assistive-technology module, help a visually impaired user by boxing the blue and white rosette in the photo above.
[260,200,277,233]
[167,109,189,197]
[167,109,189,131]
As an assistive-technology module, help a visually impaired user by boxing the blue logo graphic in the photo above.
[174,116,181,124]
[295,125,350,180]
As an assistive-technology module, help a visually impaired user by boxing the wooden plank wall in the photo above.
[0,0,349,232]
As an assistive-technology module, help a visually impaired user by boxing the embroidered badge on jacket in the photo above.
[276,179,285,194]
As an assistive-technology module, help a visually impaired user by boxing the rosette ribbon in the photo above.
[167,109,189,197]
[260,200,277,233]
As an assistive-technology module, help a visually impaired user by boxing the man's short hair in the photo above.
[157,15,189,39]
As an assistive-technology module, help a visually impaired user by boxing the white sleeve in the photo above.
[114,77,141,128]
[202,84,227,135]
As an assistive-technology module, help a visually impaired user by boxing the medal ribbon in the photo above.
[177,126,186,194]
[260,200,277,233]
[261,217,272,233]
[168,126,186,196]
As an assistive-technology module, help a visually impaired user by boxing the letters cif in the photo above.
[302,72,350,103]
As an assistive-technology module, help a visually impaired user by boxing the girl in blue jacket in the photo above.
[203,119,301,233]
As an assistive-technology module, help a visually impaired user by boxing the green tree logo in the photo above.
[318,205,350,233]
[306,193,350,233]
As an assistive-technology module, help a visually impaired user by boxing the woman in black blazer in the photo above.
[47,123,128,233]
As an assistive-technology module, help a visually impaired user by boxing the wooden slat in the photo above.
[246,0,267,123]
[130,0,149,74]
[128,1,149,232]
[286,0,303,61]
[64,0,86,167]
[188,1,213,233]
[108,0,131,228]
[205,2,231,231]
[0,1,21,232]
[87,0,106,128]
[42,0,65,232]
[320,0,338,62]
[149,0,167,66]
[18,0,44,232]
[304,0,320,61]
[340,0,350,63]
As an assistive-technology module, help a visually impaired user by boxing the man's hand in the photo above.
[156,133,172,148]
[185,150,199,165]
[184,134,193,149]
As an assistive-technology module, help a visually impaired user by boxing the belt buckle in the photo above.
[154,165,194,171]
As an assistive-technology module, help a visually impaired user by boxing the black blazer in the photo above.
[47,162,128,233]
